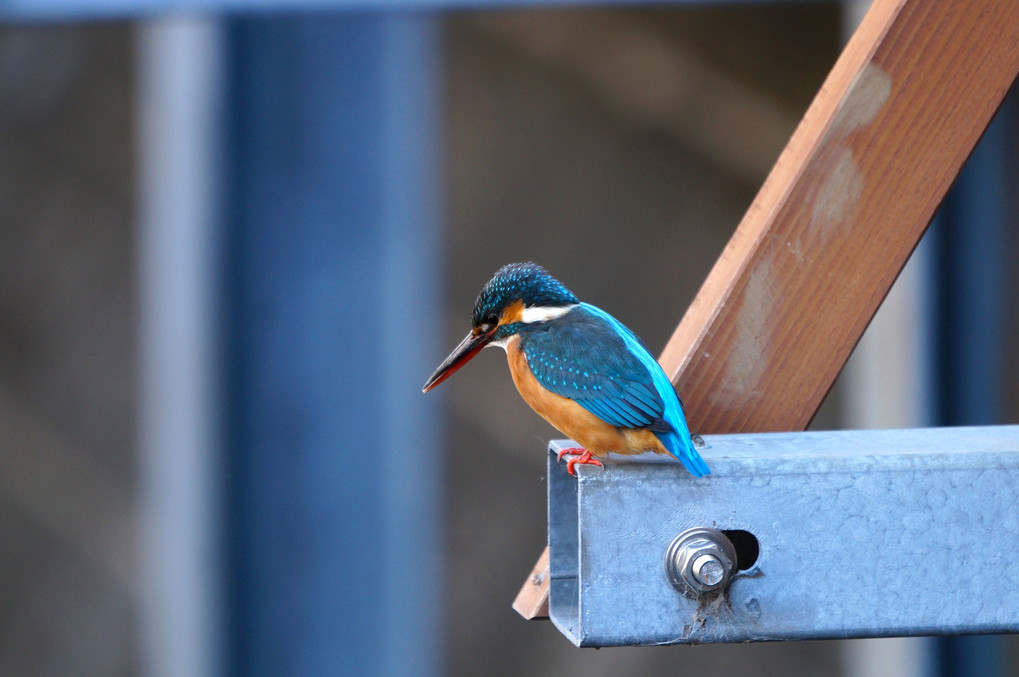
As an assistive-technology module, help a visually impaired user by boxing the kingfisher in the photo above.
[422,262,709,478]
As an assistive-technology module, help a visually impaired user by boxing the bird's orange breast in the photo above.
[504,335,667,458]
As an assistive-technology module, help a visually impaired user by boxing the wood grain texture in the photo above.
[517,0,1019,619]
[511,544,550,619]
[661,0,1019,433]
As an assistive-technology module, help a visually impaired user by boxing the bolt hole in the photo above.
[721,529,759,570]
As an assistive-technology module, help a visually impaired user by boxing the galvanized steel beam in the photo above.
[547,426,1019,647]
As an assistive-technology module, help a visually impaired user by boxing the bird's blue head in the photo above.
[472,262,578,333]
[423,262,578,392]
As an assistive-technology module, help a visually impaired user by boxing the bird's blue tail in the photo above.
[660,429,710,477]
[575,302,710,477]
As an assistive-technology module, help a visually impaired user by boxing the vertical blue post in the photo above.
[932,108,1010,428]
[223,14,443,676]
[929,99,1013,677]
[137,16,225,677]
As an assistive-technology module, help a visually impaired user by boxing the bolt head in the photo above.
[691,553,725,586]
[665,527,738,598]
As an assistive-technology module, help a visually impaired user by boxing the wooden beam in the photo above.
[662,0,1019,433]
[516,0,1019,619]
[511,545,550,619]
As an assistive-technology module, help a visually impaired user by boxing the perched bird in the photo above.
[422,262,709,478]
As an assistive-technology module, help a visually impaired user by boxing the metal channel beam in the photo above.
[548,426,1019,647]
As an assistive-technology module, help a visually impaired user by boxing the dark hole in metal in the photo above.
[721,529,760,570]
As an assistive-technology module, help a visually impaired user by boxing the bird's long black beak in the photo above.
[422,330,492,393]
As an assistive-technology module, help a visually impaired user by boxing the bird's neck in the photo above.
[490,303,577,349]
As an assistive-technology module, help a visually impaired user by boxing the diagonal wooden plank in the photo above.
[516,0,1019,619]
[661,0,1019,433]
[511,543,550,618]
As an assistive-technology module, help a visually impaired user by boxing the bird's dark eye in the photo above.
[478,313,499,334]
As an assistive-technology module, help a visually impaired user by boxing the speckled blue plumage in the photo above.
[517,304,709,478]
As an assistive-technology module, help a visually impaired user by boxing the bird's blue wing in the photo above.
[521,306,664,429]
[520,303,709,476]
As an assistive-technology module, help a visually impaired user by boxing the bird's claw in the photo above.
[556,447,605,477]
[555,446,579,464]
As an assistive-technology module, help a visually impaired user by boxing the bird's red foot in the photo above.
[556,447,605,477]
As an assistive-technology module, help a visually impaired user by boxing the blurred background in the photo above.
[0,1,1017,676]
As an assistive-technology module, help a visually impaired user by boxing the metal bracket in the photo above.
[547,426,1019,647]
